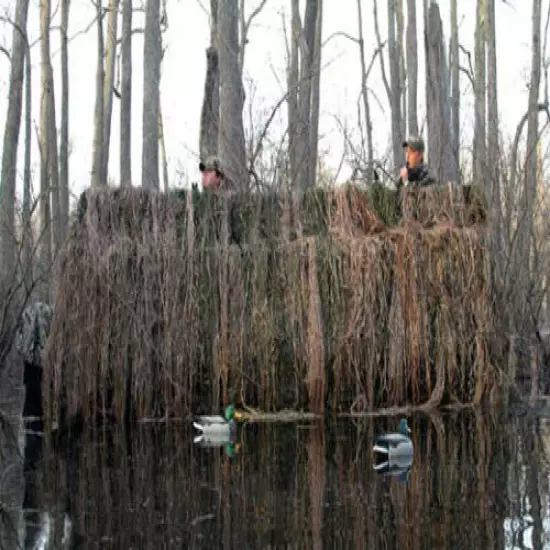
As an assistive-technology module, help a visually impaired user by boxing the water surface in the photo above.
[12,410,550,549]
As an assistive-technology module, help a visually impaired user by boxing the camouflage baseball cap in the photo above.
[199,155,224,176]
[402,136,425,153]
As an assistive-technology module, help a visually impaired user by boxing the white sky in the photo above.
[0,0,538,205]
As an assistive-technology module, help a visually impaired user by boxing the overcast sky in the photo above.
[0,0,538,203]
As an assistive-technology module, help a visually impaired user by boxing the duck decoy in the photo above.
[372,417,413,459]
[193,404,238,444]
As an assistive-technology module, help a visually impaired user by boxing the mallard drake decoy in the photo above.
[372,417,413,458]
[193,404,238,443]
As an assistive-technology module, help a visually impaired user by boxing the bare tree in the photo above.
[199,0,220,161]
[120,0,132,186]
[286,0,299,185]
[60,0,70,239]
[218,0,248,188]
[387,0,403,170]
[373,0,402,171]
[486,0,501,247]
[0,0,30,286]
[517,0,542,330]
[425,2,457,183]
[91,0,105,187]
[39,0,60,298]
[142,0,161,190]
[406,0,418,136]
[473,0,486,186]
[450,0,459,172]
[287,0,323,189]
[396,0,406,139]
[238,0,269,75]
[100,0,120,185]
[22,19,32,292]
[159,98,169,192]
[356,0,374,183]
[307,0,322,189]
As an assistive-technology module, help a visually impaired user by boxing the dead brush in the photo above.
[42,183,497,427]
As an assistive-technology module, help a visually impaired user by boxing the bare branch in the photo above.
[373,0,391,101]
[0,45,10,61]
[459,44,475,91]
[240,0,269,73]
[322,30,359,47]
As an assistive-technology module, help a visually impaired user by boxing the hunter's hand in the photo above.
[400,167,408,182]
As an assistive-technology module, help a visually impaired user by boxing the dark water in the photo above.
[5,410,550,549]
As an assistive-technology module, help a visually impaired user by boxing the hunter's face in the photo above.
[202,169,222,189]
[406,147,422,169]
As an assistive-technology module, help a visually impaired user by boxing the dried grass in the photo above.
[43,183,496,426]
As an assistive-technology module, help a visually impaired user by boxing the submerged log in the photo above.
[43,183,496,426]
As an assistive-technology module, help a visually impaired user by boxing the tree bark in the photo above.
[159,98,169,192]
[450,0,460,173]
[59,0,70,241]
[0,0,30,285]
[425,2,457,183]
[101,0,120,185]
[387,0,403,171]
[396,0,406,139]
[307,0,322,189]
[356,0,374,184]
[199,46,220,160]
[39,0,53,299]
[473,0,486,186]
[486,0,502,251]
[120,0,132,186]
[406,0,418,136]
[218,0,247,188]
[22,25,32,292]
[91,0,105,187]
[142,0,161,190]
[517,0,542,331]
[199,0,219,160]
[287,0,300,186]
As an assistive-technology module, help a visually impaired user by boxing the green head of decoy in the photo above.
[399,418,411,435]
[224,404,236,422]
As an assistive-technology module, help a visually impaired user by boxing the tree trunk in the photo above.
[22,27,32,293]
[0,0,30,285]
[356,0,374,184]
[91,1,105,187]
[406,0,418,136]
[517,0,542,331]
[450,0,460,174]
[287,0,300,186]
[425,2,457,183]
[199,0,220,161]
[59,0,70,241]
[307,0,322,189]
[47,64,61,257]
[486,0,502,252]
[101,0,120,185]
[39,0,53,299]
[387,0,403,170]
[396,0,406,139]
[473,0,486,186]
[199,0,219,161]
[159,99,169,192]
[218,0,247,188]
[120,0,132,186]
[142,0,161,190]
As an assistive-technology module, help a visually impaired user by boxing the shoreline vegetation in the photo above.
[42,182,497,429]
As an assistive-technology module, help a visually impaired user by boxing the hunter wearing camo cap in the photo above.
[396,135,436,189]
[199,155,226,190]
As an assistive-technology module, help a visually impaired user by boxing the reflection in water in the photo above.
[8,410,550,548]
